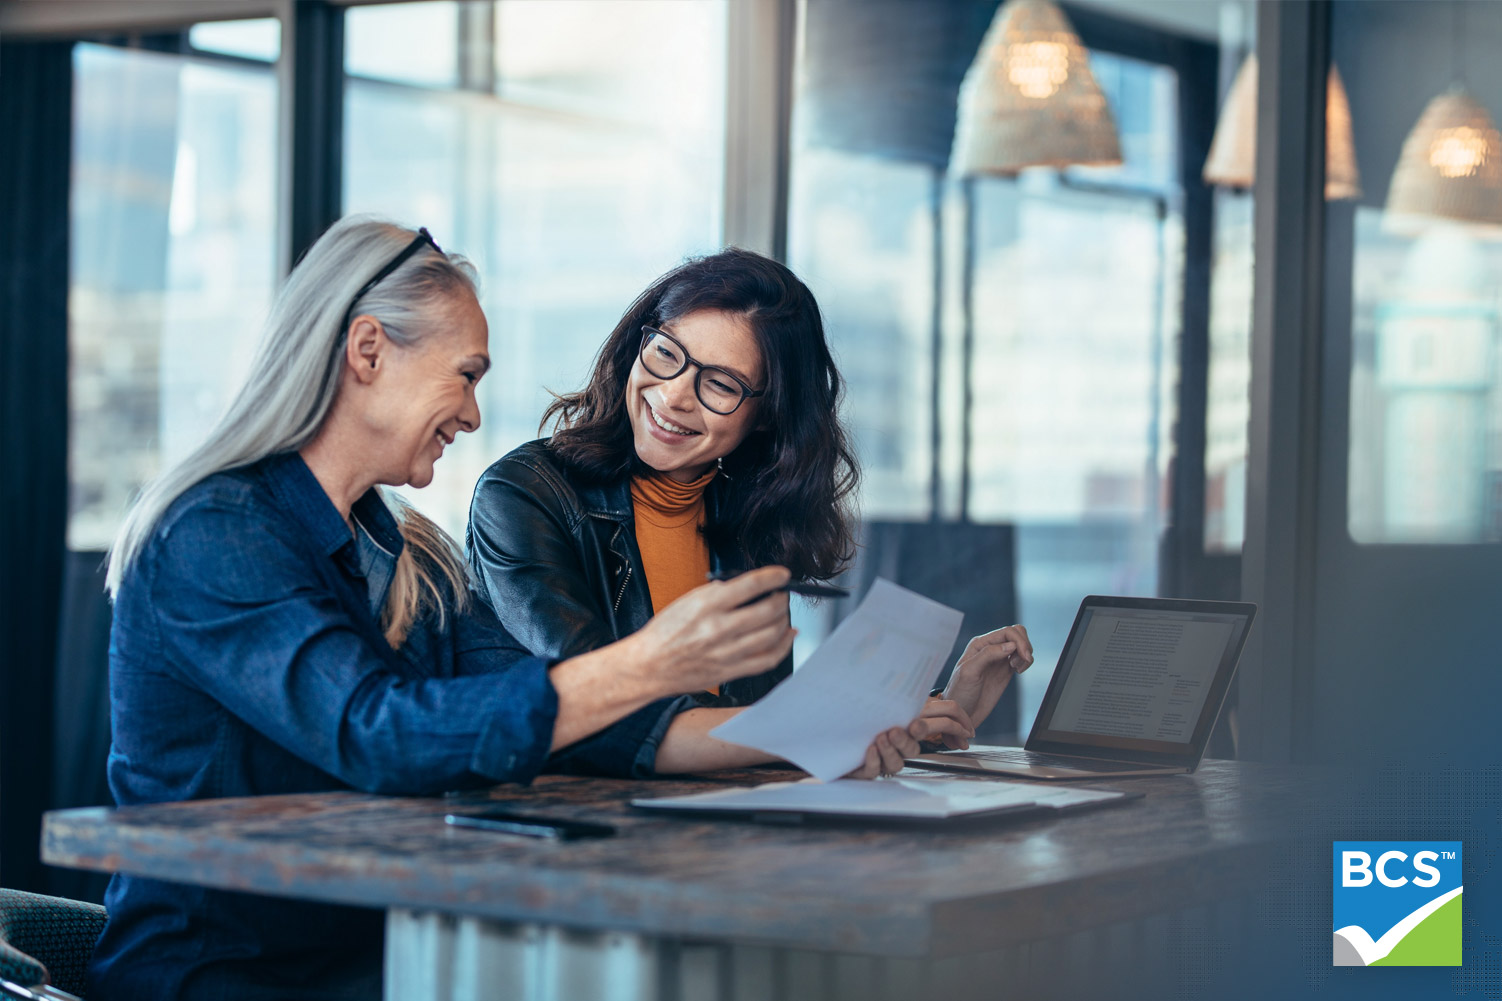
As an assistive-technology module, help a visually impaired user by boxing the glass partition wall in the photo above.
[1335,1,1502,545]
[1300,0,1502,763]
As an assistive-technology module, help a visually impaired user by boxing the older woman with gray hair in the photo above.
[89,217,804,1000]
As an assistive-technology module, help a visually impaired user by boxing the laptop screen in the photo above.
[1026,596,1256,764]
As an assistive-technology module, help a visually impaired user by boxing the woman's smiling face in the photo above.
[624,308,764,482]
[360,291,489,490]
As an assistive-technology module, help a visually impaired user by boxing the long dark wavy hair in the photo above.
[542,248,859,581]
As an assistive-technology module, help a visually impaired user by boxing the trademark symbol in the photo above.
[1442,851,1457,860]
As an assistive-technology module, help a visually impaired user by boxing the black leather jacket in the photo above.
[466,439,792,710]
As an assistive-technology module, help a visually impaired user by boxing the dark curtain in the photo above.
[0,39,73,893]
[49,553,115,902]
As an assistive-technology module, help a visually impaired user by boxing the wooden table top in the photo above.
[42,761,1314,957]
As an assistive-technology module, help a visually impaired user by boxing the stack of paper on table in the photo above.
[632,774,1132,821]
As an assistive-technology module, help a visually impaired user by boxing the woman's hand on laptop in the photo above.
[940,625,1035,731]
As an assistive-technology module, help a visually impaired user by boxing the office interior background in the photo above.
[2,0,1500,899]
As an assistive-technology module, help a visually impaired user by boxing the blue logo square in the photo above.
[1333,841,1462,966]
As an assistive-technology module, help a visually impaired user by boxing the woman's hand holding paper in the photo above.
[843,727,921,779]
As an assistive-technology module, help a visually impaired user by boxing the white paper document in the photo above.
[708,578,963,781]
[633,774,1127,820]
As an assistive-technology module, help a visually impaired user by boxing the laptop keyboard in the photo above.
[954,748,1157,773]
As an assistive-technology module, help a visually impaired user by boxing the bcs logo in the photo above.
[1333,841,1462,966]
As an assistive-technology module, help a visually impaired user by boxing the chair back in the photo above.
[828,520,1020,739]
[0,889,106,999]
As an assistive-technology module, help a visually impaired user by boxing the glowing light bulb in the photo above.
[1428,127,1489,179]
[1006,40,1069,99]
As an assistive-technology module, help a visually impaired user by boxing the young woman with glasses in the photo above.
[467,248,1034,776]
[92,222,812,1001]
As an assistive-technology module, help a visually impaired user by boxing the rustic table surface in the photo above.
[42,760,1314,958]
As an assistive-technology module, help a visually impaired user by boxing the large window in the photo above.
[787,150,938,520]
[67,3,729,551]
[69,25,279,550]
[344,0,729,536]
[789,20,1192,736]
[965,51,1183,734]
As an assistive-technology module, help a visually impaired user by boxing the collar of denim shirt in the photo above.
[261,452,406,561]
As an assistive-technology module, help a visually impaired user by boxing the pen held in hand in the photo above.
[706,570,849,599]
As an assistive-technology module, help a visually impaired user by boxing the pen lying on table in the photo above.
[707,569,850,599]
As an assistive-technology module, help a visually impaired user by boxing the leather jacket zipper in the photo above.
[613,559,632,614]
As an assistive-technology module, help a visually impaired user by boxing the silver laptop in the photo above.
[906,595,1257,781]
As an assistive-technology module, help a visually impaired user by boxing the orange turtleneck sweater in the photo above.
[631,467,718,692]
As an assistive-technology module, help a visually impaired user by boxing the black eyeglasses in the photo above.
[339,227,443,337]
[639,325,765,416]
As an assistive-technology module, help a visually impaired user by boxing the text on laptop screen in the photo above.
[1032,604,1249,752]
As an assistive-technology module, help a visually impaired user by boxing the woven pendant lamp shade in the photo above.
[1325,65,1361,199]
[1202,54,1362,200]
[950,0,1122,175]
[1201,54,1257,188]
[1385,86,1502,227]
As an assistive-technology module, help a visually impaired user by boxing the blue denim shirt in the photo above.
[88,453,676,1001]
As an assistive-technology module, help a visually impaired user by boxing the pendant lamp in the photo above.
[950,0,1122,176]
[1385,85,1502,228]
[1202,54,1362,200]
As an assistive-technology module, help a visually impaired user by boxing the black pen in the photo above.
[706,570,849,599]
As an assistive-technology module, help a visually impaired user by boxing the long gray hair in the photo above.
[107,216,479,647]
